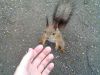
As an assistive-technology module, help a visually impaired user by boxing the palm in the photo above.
[14,45,54,75]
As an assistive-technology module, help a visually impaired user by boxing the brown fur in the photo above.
[39,2,72,52]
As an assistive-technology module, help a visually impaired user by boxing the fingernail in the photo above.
[47,46,51,49]
[46,46,52,51]
[49,54,54,59]
[38,44,43,48]
[28,48,33,52]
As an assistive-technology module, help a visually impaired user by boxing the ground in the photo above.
[0,0,100,75]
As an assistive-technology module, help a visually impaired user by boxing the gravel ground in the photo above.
[0,0,100,75]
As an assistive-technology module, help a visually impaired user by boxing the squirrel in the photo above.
[39,1,72,52]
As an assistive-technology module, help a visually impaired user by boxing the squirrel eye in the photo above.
[44,31,46,33]
[52,33,55,35]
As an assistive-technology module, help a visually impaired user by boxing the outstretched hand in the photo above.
[14,45,54,75]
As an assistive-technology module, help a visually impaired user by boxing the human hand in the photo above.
[14,45,54,75]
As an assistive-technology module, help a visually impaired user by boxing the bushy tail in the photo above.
[53,1,72,29]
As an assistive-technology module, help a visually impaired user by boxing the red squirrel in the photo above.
[39,2,72,52]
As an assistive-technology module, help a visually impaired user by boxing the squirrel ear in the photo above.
[46,16,49,27]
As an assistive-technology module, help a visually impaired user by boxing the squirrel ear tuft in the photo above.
[46,16,49,27]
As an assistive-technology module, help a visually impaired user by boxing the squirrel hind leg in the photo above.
[59,45,65,53]
[55,42,59,50]
[55,41,65,53]
[59,40,65,53]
